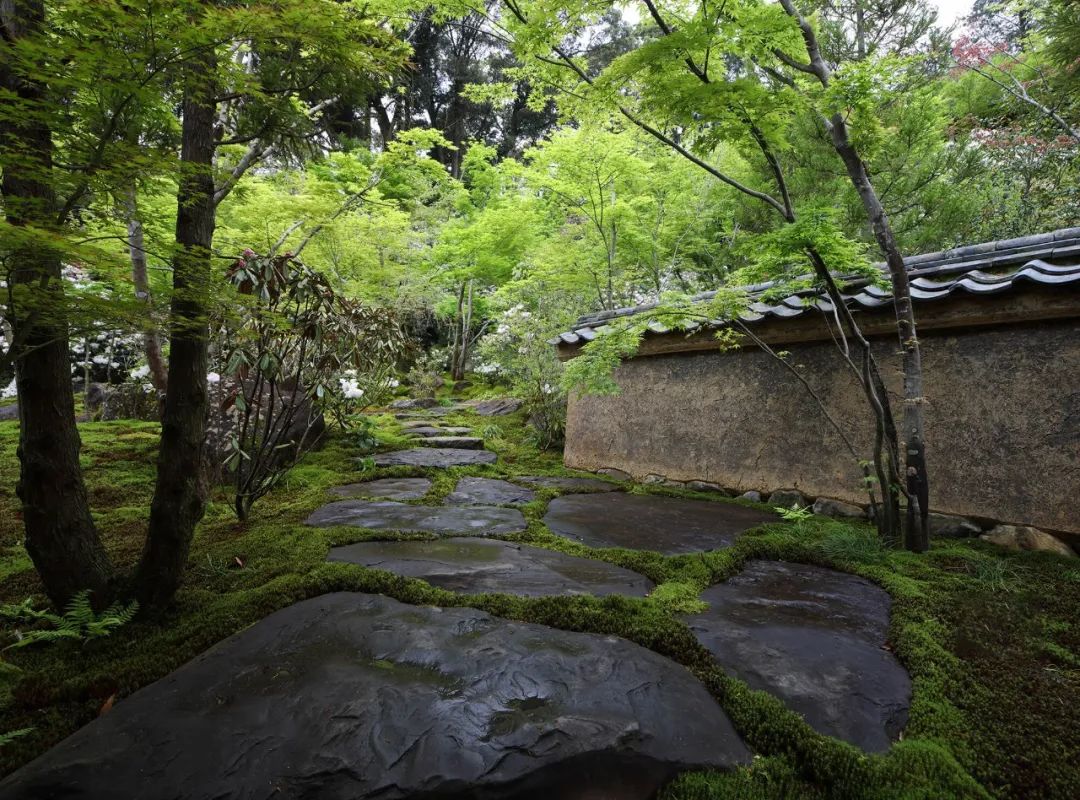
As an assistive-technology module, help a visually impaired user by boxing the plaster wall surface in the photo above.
[564,319,1080,534]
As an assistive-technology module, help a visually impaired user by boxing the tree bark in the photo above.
[1,0,113,607]
[827,117,929,551]
[136,52,217,606]
[125,186,168,395]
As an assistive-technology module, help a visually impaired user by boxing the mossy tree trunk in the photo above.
[136,54,216,606]
[1,0,113,607]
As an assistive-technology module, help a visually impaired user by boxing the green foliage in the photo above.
[218,251,409,518]
[1,592,138,650]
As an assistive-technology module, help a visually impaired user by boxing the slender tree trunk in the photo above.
[125,186,168,395]
[136,53,217,605]
[450,280,467,381]
[828,120,929,551]
[1,0,113,607]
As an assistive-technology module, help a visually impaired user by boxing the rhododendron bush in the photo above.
[217,250,409,519]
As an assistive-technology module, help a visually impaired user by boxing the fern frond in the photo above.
[0,727,34,749]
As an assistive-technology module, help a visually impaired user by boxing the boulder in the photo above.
[85,382,160,422]
[0,594,750,799]
[203,381,325,485]
[928,513,982,538]
[469,397,522,416]
[738,491,763,503]
[596,468,632,481]
[767,489,807,510]
[686,481,726,494]
[812,498,866,519]
[305,499,527,536]
[643,474,666,485]
[451,380,471,393]
[980,525,1075,557]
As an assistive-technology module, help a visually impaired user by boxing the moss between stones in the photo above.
[0,412,1077,799]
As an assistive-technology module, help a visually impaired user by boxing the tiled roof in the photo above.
[552,227,1080,345]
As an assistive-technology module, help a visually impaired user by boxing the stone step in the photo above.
[0,593,750,799]
[372,448,497,467]
[415,436,484,450]
[329,538,653,598]
[306,499,526,535]
[405,426,473,438]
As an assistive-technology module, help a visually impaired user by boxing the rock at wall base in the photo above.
[767,489,808,510]
[812,498,866,519]
[928,513,982,538]
[980,525,1075,557]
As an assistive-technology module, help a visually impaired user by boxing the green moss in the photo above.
[0,412,1077,798]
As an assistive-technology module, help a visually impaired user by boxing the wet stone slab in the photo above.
[446,477,536,506]
[682,560,911,753]
[543,493,776,555]
[394,407,450,419]
[516,476,622,493]
[0,594,750,800]
[329,478,432,501]
[306,500,526,535]
[329,538,654,598]
[416,436,485,449]
[405,426,473,437]
[373,447,497,468]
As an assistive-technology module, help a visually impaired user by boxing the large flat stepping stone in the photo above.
[543,493,776,555]
[416,436,485,449]
[467,397,522,416]
[395,407,449,419]
[405,426,473,437]
[517,475,622,492]
[373,447,497,468]
[0,594,750,799]
[329,478,432,501]
[446,477,535,506]
[390,397,440,409]
[682,560,911,752]
[329,538,654,598]
[306,500,526,535]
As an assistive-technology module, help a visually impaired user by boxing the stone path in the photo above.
[0,594,750,799]
[544,492,778,555]
[516,475,621,492]
[330,538,654,597]
[3,398,913,797]
[373,447,497,467]
[445,477,535,506]
[306,500,527,535]
[329,477,432,500]
[681,560,911,752]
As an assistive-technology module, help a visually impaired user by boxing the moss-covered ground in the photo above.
[0,407,1077,798]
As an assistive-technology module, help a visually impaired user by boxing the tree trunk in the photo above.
[136,53,217,606]
[828,117,929,552]
[1,0,113,608]
[125,186,168,395]
[450,280,467,381]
